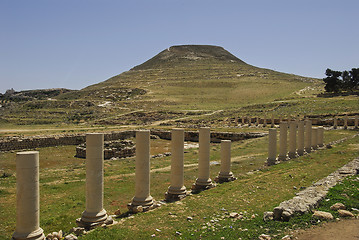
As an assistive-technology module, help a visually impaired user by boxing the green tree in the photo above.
[323,68,342,93]
[341,70,350,90]
[349,68,359,90]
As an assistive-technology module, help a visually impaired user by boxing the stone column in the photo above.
[192,127,215,192]
[317,126,324,147]
[355,115,358,129]
[128,130,154,211]
[305,120,312,153]
[297,121,305,156]
[277,122,289,161]
[241,116,245,126]
[267,128,277,166]
[247,116,251,126]
[311,127,318,150]
[165,128,187,201]
[333,117,338,129]
[12,151,45,240]
[344,115,348,129]
[255,117,259,127]
[77,133,110,228]
[288,121,298,159]
[234,116,238,126]
[263,116,267,127]
[215,140,236,183]
[271,115,275,128]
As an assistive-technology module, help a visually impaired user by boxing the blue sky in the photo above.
[1,0,358,93]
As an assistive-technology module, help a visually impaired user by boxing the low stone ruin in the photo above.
[265,157,359,222]
[75,139,135,159]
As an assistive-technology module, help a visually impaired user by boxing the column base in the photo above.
[12,228,45,240]
[297,150,306,156]
[277,155,289,161]
[127,196,155,213]
[305,148,312,154]
[214,172,236,183]
[266,158,277,166]
[288,152,299,159]
[165,186,187,201]
[191,178,215,193]
[77,209,112,229]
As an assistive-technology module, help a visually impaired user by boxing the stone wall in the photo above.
[0,131,135,152]
[270,157,359,221]
[236,116,358,126]
[150,129,266,143]
[0,130,266,152]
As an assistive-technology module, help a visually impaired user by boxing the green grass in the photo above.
[81,134,359,240]
[0,129,357,239]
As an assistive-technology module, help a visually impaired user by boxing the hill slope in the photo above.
[69,45,317,110]
[2,45,336,126]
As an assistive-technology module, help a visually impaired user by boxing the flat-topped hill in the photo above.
[72,45,317,110]
[131,45,246,70]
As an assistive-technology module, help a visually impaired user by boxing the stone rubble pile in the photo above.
[75,139,135,159]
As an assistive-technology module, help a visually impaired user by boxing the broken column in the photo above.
[297,121,305,156]
[317,126,324,148]
[128,130,154,211]
[311,127,318,150]
[277,122,289,161]
[305,120,312,153]
[267,128,277,166]
[77,133,111,228]
[241,116,245,126]
[192,127,215,192]
[355,115,358,129]
[165,128,187,201]
[344,115,348,129]
[288,121,298,159]
[215,140,236,183]
[12,151,45,240]
[255,117,259,127]
[333,117,338,129]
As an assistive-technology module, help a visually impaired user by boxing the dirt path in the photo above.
[292,219,359,240]
[151,109,223,126]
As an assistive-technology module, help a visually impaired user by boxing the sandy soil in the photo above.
[293,219,359,240]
